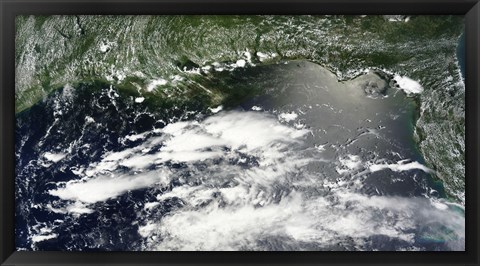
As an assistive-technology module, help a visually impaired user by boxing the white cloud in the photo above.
[235,59,246,68]
[48,171,169,204]
[138,223,157,238]
[43,152,67,163]
[369,160,433,173]
[144,202,160,210]
[336,154,362,174]
[278,112,298,122]
[141,189,464,251]
[124,132,148,142]
[394,75,424,94]
[208,105,223,114]
[47,111,309,210]
[256,52,277,62]
[146,78,168,92]
[31,233,58,243]
[65,202,94,215]
[43,110,463,251]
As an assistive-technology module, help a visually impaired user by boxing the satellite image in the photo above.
[15,15,465,251]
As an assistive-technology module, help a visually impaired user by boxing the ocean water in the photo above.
[15,60,464,251]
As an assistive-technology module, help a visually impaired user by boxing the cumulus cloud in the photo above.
[394,75,424,94]
[48,111,310,211]
[48,171,169,204]
[141,189,464,251]
[45,110,464,251]
[369,160,433,173]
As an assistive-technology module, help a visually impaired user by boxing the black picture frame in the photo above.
[1,0,479,265]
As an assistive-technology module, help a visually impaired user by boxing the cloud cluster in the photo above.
[46,110,464,250]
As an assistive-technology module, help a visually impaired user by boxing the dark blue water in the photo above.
[15,63,460,251]
[457,31,465,80]
[15,83,206,251]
